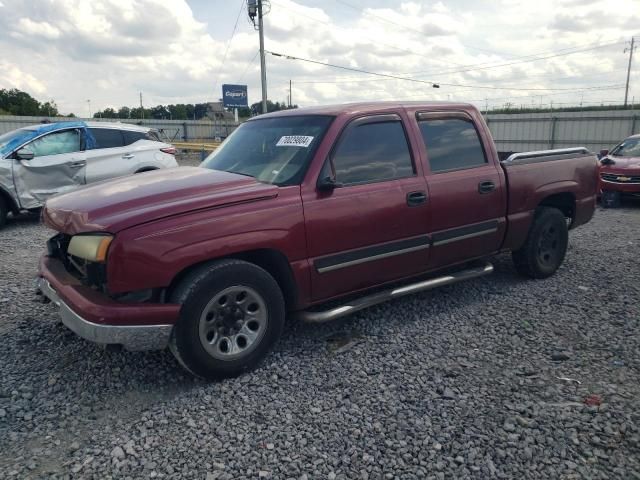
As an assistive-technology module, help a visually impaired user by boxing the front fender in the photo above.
[105,188,306,295]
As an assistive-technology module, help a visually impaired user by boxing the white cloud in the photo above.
[0,0,637,114]
[0,62,46,94]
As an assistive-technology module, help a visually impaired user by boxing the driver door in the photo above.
[13,128,86,209]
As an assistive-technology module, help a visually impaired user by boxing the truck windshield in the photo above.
[202,115,333,185]
[611,137,640,157]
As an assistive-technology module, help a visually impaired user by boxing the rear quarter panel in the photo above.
[501,154,598,251]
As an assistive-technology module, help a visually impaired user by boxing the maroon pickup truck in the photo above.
[36,102,598,378]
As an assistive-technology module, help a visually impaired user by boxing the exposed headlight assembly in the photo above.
[67,234,113,263]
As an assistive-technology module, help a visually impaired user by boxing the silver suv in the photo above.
[0,121,178,227]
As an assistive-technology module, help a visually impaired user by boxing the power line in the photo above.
[213,0,246,94]
[268,0,625,87]
[239,50,260,81]
[278,41,624,85]
[266,50,625,92]
[283,67,627,87]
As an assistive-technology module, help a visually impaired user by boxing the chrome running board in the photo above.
[299,261,494,323]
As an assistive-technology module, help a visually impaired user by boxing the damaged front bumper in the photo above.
[37,256,179,351]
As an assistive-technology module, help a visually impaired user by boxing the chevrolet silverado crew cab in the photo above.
[36,102,598,379]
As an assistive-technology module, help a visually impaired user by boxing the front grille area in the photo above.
[46,233,107,290]
[601,172,640,184]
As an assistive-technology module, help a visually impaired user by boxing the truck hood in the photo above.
[601,156,640,173]
[43,167,279,234]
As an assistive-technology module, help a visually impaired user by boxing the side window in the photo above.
[418,118,487,173]
[27,130,80,157]
[89,128,124,149]
[330,121,414,185]
[123,130,146,145]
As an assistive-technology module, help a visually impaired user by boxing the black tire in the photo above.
[512,207,568,279]
[600,190,621,208]
[0,196,7,229]
[169,259,285,379]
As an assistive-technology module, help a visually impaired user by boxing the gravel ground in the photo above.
[0,198,639,479]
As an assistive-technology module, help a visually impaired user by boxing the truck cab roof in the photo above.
[253,101,476,119]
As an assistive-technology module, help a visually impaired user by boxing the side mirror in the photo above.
[317,176,342,191]
[16,148,34,161]
[599,149,609,157]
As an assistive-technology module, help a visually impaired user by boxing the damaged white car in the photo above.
[0,121,178,227]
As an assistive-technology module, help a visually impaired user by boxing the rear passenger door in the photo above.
[303,114,430,302]
[85,127,131,183]
[416,112,506,269]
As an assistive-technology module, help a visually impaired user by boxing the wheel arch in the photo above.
[167,248,299,312]
[538,191,576,223]
[134,166,159,174]
[0,185,20,213]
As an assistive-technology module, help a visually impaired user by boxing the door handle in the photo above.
[406,191,427,206]
[68,161,86,168]
[122,153,135,159]
[478,181,495,194]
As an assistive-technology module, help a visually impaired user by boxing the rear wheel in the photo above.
[0,196,7,229]
[169,259,285,379]
[512,207,568,279]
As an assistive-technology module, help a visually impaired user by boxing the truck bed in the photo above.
[499,148,599,251]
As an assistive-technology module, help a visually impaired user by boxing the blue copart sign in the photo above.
[222,84,248,108]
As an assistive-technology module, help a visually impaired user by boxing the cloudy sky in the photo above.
[0,0,637,116]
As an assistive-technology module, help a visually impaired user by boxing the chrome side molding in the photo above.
[298,261,494,323]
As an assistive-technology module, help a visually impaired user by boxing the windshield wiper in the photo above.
[227,170,256,179]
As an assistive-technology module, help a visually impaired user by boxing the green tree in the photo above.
[0,88,41,115]
[150,105,170,119]
[250,100,298,115]
[94,107,117,118]
[117,106,131,119]
[39,100,59,117]
[167,104,187,120]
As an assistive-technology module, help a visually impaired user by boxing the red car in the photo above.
[598,134,640,207]
[36,102,598,378]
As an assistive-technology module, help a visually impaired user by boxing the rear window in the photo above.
[418,118,487,173]
[89,128,124,149]
[123,130,147,145]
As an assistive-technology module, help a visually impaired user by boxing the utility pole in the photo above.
[258,0,267,114]
[289,79,292,108]
[248,1,268,114]
[87,99,91,118]
[139,92,144,119]
[624,37,636,107]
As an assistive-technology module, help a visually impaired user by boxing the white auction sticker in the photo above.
[276,135,314,147]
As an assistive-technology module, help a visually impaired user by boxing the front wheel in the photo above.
[600,190,621,208]
[169,259,285,379]
[512,207,568,279]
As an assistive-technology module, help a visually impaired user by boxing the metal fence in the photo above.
[2,110,639,153]
[485,109,640,153]
[0,115,239,142]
